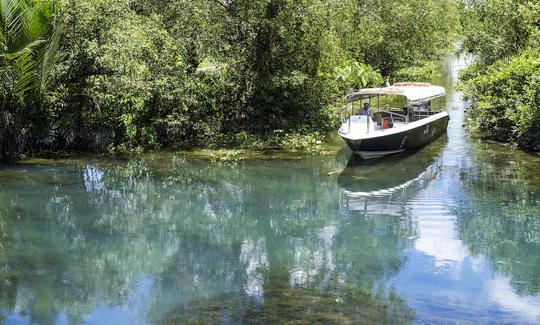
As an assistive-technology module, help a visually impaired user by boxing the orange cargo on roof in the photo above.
[392,82,432,87]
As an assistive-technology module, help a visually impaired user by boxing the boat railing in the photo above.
[339,105,352,133]
[340,103,445,134]
[376,109,409,125]
[340,104,375,134]
[410,105,446,121]
[340,105,411,134]
[339,103,354,134]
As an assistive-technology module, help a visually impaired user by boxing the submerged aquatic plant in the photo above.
[159,277,413,325]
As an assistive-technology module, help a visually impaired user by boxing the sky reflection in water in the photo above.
[0,53,539,324]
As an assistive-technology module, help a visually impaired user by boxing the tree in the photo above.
[460,0,540,150]
[0,0,59,161]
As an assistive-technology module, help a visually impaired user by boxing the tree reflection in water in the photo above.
[0,153,414,324]
[458,142,540,296]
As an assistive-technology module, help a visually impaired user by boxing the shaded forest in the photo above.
[0,0,461,161]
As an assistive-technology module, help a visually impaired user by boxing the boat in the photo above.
[338,82,449,159]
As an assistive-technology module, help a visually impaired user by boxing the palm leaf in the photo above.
[0,22,5,50]
[0,0,48,53]
[22,1,48,43]
[0,0,55,101]
[9,46,37,101]
[2,38,45,59]
[0,0,28,50]
[39,23,62,94]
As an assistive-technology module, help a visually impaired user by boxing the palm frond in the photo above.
[2,38,44,59]
[39,23,62,94]
[22,1,48,42]
[0,25,5,51]
[11,46,37,101]
[0,0,48,53]
[0,0,28,50]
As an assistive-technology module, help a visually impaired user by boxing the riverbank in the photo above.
[106,129,332,155]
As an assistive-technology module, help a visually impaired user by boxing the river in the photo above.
[0,52,539,324]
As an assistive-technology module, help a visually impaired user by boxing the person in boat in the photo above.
[358,99,373,117]
[402,104,409,116]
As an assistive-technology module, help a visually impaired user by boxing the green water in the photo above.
[1,53,540,324]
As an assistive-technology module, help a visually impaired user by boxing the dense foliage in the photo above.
[0,0,59,160]
[460,0,540,150]
[0,0,461,160]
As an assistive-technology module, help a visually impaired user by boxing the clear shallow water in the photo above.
[1,53,540,324]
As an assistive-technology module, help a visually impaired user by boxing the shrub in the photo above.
[461,50,540,149]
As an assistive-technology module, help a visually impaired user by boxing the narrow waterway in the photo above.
[0,52,539,324]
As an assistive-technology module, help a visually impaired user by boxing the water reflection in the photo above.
[386,141,540,323]
[0,155,415,324]
[459,142,540,296]
[338,140,444,217]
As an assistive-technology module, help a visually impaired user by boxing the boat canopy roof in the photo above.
[346,82,446,104]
